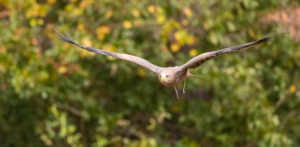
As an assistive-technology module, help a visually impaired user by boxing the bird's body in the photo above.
[55,29,287,98]
[157,66,188,87]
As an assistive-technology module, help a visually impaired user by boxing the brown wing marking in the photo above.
[180,30,288,69]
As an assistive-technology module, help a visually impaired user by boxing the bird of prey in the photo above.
[55,29,287,98]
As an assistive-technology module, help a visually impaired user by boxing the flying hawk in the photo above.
[55,29,287,98]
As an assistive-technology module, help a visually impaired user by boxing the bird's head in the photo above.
[158,70,176,87]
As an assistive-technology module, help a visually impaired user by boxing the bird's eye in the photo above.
[166,75,169,78]
[159,75,161,77]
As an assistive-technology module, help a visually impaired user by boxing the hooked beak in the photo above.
[161,76,165,81]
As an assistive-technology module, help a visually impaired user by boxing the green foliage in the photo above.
[0,0,299,146]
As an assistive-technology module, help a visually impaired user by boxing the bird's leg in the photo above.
[183,79,186,94]
[174,86,179,99]
[188,73,204,78]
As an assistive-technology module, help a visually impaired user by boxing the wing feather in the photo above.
[55,30,162,73]
[180,30,288,69]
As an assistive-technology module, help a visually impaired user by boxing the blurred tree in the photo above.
[0,0,299,146]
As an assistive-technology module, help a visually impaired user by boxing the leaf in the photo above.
[183,7,193,18]
[123,20,132,29]
[189,48,198,57]
[170,43,180,52]
[58,66,67,74]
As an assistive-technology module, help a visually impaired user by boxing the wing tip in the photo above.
[264,28,290,41]
[54,29,77,45]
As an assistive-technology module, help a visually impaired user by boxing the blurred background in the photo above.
[0,0,299,146]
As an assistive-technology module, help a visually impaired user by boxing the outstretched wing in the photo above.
[179,30,288,70]
[55,30,162,73]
